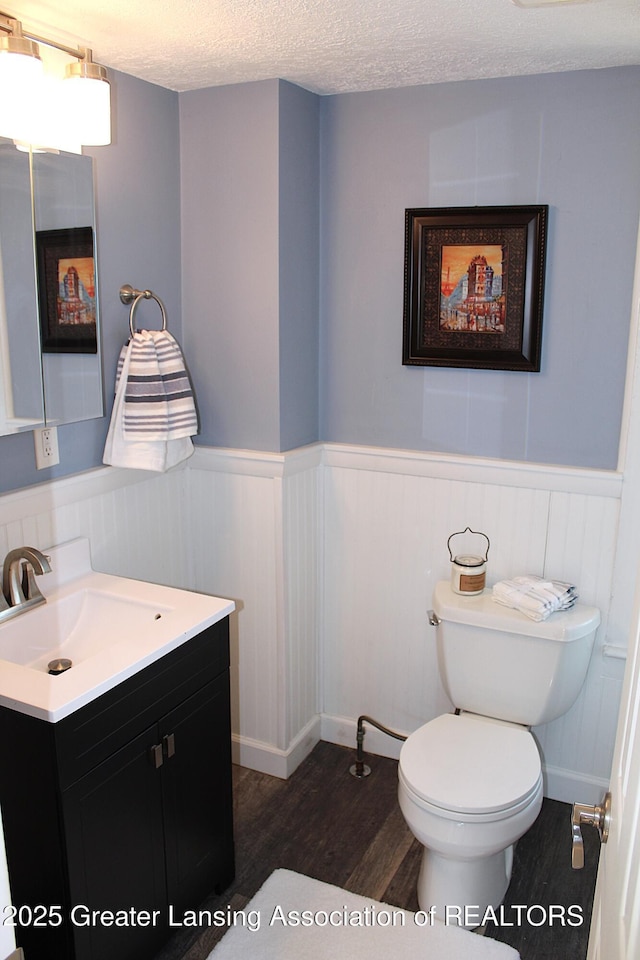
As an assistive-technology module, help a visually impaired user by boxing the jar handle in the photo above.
[447,527,491,562]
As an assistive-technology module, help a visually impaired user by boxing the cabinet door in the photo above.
[160,672,235,915]
[63,725,168,960]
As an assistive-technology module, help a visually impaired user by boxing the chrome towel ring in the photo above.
[120,283,168,337]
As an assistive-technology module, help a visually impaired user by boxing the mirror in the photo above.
[0,140,44,433]
[0,139,103,437]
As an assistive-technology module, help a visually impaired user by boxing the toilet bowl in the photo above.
[398,712,543,926]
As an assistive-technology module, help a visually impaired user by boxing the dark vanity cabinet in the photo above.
[0,618,235,960]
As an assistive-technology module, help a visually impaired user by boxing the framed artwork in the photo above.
[402,205,548,371]
[36,226,97,354]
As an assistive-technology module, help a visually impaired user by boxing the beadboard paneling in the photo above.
[322,465,554,732]
[535,490,623,795]
[282,464,321,744]
[187,466,281,750]
[0,443,626,802]
[0,465,191,588]
[321,448,624,804]
[188,445,322,774]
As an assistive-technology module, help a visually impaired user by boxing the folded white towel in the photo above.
[492,575,578,621]
[103,331,197,472]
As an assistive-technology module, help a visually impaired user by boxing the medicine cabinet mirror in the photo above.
[0,138,103,437]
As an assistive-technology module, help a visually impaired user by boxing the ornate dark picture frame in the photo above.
[402,205,548,371]
[36,226,97,354]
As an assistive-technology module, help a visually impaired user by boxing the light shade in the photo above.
[0,21,111,150]
[30,74,83,153]
[0,41,44,143]
[64,56,111,146]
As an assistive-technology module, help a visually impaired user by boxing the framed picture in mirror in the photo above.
[36,226,97,354]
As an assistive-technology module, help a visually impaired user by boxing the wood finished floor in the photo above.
[154,740,600,960]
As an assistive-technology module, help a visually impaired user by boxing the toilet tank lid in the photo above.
[433,581,600,641]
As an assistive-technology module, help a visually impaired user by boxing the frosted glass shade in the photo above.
[0,51,44,143]
[27,74,83,153]
[63,74,111,146]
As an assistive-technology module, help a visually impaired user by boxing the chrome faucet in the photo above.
[0,547,52,623]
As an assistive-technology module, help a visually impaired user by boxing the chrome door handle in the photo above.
[571,792,611,869]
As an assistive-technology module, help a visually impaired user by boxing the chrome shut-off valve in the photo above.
[571,792,611,869]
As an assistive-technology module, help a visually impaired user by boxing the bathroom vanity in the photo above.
[0,619,234,960]
[0,539,236,960]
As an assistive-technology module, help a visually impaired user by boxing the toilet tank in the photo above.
[432,581,601,726]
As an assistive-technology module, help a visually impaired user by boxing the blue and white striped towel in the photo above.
[104,330,198,472]
[115,330,198,441]
[492,575,578,621]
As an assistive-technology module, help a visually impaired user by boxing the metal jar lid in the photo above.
[453,554,485,568]
[447,527,490,563]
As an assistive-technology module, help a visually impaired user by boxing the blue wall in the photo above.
[278,81,320,450]
[180,79,319,451]
[1,66,639,494]
[320,68,640,468]
[180,80,281,451]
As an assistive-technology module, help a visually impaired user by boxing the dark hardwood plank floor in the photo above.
[154,740,599,960]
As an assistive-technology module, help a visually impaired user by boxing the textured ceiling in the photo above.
[3,0,640,94]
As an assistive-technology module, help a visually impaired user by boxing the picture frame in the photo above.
[402,205,548,371]
[36,226,97,354]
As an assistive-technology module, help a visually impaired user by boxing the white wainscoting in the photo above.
[0,442,628,804]
[0,464,192,587]
[188,445,322,778]
[320,444,624,805]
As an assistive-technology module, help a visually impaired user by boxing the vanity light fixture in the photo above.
[0,10,110,149]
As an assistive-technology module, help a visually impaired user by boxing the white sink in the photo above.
[0,589,174,670]
[0,539,235,722]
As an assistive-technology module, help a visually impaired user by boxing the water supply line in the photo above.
[349,714,407,779]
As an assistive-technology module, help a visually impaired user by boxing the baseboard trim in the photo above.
[232,716,321,779]
[542,763,610,806]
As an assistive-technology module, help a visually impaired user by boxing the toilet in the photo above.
[398,580,600,926]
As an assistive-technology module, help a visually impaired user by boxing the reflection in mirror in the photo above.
[33,150,103,426]
[0,139,45,434]
[0,141,103,438]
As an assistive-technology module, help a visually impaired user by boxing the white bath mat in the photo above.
[206,869,520,960]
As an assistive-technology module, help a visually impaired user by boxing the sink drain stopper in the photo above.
[48,658,72,675]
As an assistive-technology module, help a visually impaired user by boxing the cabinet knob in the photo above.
[150,743,164,769]
[163,733,176,759]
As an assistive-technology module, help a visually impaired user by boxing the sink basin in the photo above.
[0,538,235,722]
[0,589,174,671]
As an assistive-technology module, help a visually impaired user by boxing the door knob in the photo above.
[571,792,611,869]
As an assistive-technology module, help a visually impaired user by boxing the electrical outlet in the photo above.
[34,426,60,469]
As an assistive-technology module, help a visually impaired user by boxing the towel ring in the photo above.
[119,284,168,337]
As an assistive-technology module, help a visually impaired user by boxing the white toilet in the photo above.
[397,580,600,926]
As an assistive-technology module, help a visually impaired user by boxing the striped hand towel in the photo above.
[115,330,198,441]
[492,575,578,621]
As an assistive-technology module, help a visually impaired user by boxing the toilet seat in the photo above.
[399,712,542,818]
